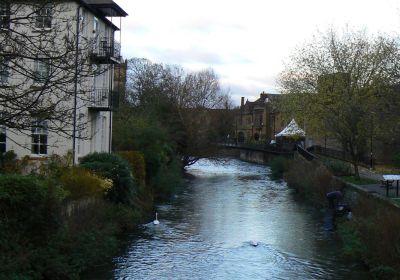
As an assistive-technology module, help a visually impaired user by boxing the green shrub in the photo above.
[0,175,60,234]
[370,266,398,280]
[39,153,72,179]
[80,152,137,206]
[336,194,400,275]
[117,151,157,215]
[355,198,400,271]
[284,157,337,207]
[393,151,400,168]
[322,158,352,176]
[269,156,287,179]
[0,150,19,174]
[60,167,112,200]
[150,157,182,200]
[118,150,146,183]
[337,222,366,259]
[0,200,140,279]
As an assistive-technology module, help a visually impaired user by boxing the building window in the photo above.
[93,17,98,33]
[35,4,52,29]
[33,59,50,83]
[0,3,10,30]
[0,59,10,85]
[31,120,48,155]
[0,126,6,153]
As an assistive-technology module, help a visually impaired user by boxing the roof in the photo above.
[84,0,128,17]
[242,92,281,113]
[275,119,305,137]
[77,0,128,31]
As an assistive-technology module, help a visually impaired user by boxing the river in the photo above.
[89,158,369,280]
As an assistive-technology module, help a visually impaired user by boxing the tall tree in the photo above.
[121,58,233,167]
[279,28,400,178]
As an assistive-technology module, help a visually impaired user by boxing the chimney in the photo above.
[241,97,244,107]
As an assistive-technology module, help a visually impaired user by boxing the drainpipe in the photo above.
[109,58,113,153]
[72,5,81,165]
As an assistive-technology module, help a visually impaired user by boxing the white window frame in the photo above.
[31,120,48,155]
[92,17,99,53]
[33,58,50,83]
[34,4,52,30]
[0,126,6,153]
[0,3,10,30]
[93,17,98,34]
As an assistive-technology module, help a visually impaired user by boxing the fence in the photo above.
[296,145,317,161]
[308,145,371,167]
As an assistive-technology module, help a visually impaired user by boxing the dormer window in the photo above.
[0,3,10,30]
[35,4,52,29]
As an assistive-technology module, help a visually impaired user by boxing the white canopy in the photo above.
[275,119,305,137]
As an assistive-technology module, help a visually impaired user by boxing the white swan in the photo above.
[153,212,160,225]
[250,240,259,247]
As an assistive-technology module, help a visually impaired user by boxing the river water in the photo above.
[90,158,369,280]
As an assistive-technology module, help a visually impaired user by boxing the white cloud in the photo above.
[114,0,400,102]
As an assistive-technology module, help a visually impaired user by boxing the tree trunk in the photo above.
[349,144,360,180]
[353,161,360,180]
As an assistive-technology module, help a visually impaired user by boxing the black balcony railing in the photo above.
[88,88,111,110]
[90,37,121,63]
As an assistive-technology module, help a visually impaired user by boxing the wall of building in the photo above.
[1,1,120,163]
[235,93,286,144]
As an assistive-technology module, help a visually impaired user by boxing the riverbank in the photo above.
[271,154,400,279]
[86,158,369,279]
[0,151,182,279]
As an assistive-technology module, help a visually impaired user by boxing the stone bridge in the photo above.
[218,143,294,164]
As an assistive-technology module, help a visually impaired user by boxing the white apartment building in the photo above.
[0,0,127,164]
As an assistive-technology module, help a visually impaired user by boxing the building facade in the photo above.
[235,92,286,143]
[0,0,127,163]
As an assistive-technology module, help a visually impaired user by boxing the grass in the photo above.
[391,198,400,207]
[374,164,400,175]
[341,176,378,185]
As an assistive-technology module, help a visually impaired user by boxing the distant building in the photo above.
[235,92,286,143]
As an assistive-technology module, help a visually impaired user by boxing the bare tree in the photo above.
[123,58,233,167]
[279,28,400,177]
[0,0,107,137]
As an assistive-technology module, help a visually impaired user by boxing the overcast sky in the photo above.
[113,0,400,104]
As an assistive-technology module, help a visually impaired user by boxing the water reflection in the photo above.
[108,159,368,279]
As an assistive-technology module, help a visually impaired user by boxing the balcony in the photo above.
[87,88,120,111]
[90,37,121,64]
[88,88,111,111]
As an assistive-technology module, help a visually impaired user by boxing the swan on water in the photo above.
[250,240,259,247]
[153,212,160,225]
